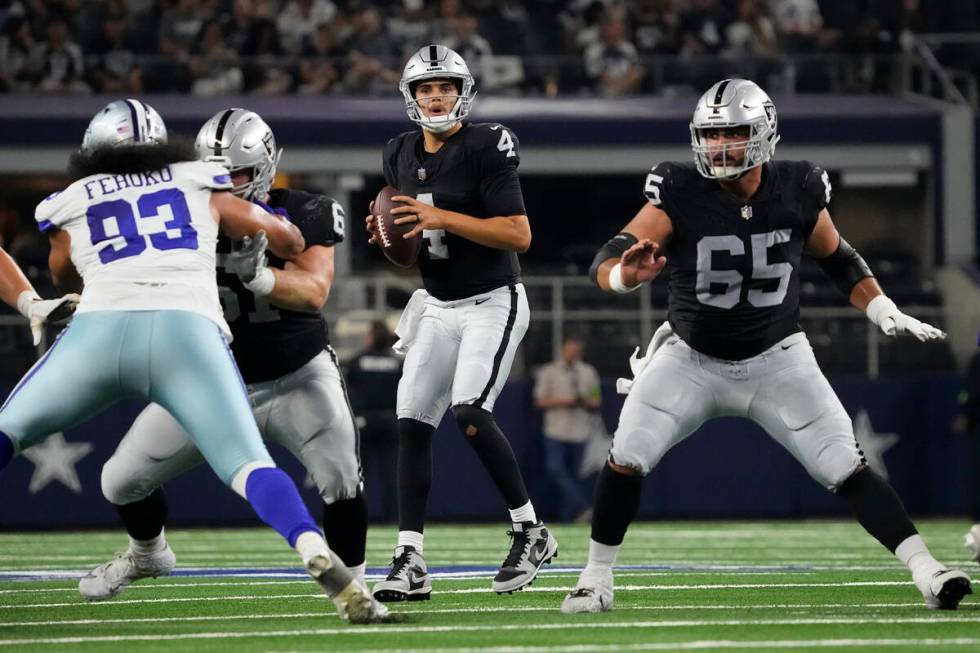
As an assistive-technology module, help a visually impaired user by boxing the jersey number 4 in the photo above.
[696,230,792,309]
[416,193,448,259]
[86,188,197,264]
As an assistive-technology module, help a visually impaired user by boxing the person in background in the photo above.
[347,320,402,523]
[534,334,601,523]
[958,349,980,563]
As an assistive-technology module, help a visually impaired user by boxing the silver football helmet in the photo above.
[81,99,167,151]
[194,108,282,201]
[399,44,476,133]
[690,78,779,180]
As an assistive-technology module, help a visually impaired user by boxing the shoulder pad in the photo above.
[801,162,832,210]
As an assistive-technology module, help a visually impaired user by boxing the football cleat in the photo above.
[305,551,392,624]
[560,566,614,614]
[492,521,558,594]
[373,545,432,602]
[965,525,980,564]
[78,545,176,601]
[913,568,973,610]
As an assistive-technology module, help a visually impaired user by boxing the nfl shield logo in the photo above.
[740,205,753,220]
[417,167,427,181]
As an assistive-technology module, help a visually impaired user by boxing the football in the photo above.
[373,185,422,268]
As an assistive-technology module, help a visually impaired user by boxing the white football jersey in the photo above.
[35,160,233,337]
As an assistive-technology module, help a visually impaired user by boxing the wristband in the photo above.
[608,263,640,294]
[245,267,275,296]
[865,294,897,327]
[16,290,40,318]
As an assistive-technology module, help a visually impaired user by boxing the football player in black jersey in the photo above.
[82,109,372,605]
[366,45,557,601]
[561,79,972,613]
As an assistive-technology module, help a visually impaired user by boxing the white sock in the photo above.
[895,534,943,578]
[509,501,537,525]
[349,562,367,586]
[585,539,619,571]
[294,531,330,564]
[397,530,424,553]
[129,531,166,556]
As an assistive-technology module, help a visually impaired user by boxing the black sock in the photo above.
[397,418,434,533]
[591,462,644,546]
[116,488,168,541]
[322,492,368,568]
[453,405,529,509]
[838,466,917,553]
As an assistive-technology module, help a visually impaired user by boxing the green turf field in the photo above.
[1,521,978,652]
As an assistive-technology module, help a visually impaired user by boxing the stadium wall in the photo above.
[0,375,966,529]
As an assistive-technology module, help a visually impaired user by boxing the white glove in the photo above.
[17,291,81,346]
[865,295,945,342]
[226,231,275,296]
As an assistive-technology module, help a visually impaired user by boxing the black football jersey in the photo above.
[644,160,830,360]
[382,122,526,301]
[216,188,346,383]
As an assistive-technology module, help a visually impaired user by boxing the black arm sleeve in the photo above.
[588,232,639,285]
[816,236,874,297]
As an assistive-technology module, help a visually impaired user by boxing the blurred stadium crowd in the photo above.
[0,0,977,98]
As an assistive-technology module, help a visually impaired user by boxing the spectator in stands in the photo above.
[189,18,243,95]
[725,0,777,58]
[86,7,143,94]
[679,0,728,56]
[385,0,432,54]
[770,0,827,53]
[297,21,342,95]
[0,15,37,93]
[241,14,292,94]
[223,0,258,54]
[583,5,643,97]
[33,13,89,94]
[633,0,683,55]
[278,0,337,54]
[430,0,464,47]
[445,13,492,86]
[534,334,602,523]
[341,5,399,96]
[346,321,402,523]
[158,0,207,61]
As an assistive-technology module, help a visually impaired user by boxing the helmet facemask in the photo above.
[691,121,769,180]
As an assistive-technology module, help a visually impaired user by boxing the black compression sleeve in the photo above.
[816,237,873,298]
[588,232,638,285]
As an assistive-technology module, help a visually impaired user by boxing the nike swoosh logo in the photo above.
[408,569,428,590]
[474,298,491,305]
[528,538,549,567]
[490,125,502,131]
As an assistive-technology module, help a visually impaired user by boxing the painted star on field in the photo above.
[21,432,93,494]
[852,409,899,480]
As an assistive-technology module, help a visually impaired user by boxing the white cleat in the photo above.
[560,566,614,614]
[914,568,973,610]
[965,525,980,564]
[78,545,176,601]
[305,552,393,624]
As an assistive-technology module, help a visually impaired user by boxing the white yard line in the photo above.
[4,579,976,610]
[3,621,980,647]
[286,639,980,653]
[0,603,942,627]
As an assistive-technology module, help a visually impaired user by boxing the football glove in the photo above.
[226,231,275,296]
[17,291,81,346]
[866,295,945,341]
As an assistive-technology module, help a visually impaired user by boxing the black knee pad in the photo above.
[453,404,494,437]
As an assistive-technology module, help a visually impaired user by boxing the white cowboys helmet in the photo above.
[194,108,282,201]
[399,44,476,134]
[81,99,167,152]
[690,78,779,180]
